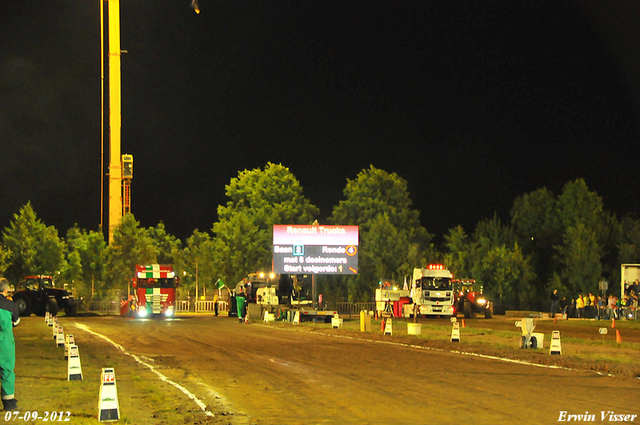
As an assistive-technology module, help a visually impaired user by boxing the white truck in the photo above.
[407,264,455,317]
[620,264,640,298]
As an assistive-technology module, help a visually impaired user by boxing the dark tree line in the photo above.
[2,163,638,310]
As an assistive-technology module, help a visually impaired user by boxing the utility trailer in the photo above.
[241,273,337,322]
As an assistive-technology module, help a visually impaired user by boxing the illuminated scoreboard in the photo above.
[272,225,359,275]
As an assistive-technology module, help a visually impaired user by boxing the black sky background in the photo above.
[2,1,640,243]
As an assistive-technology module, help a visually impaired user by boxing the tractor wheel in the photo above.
[14,295,32,317]
[463,301,472,319]
[484,308,493,319]
[64,300,79,317]
[47,299,58,317]
[35,298,49,316]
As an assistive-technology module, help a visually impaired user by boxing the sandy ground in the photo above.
[60,315,639,425]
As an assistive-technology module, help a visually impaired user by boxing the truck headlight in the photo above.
[477,298,487,305]
[164,307,174,317]
[138,308,148,318]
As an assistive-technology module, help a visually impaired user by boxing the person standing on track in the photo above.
[236,289,246,323]
[550,289,559,318]
[576,294,585,318]
[0,278,20,411]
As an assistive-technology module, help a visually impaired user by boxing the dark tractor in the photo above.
[453,279,493,319]
[12,275,79,317]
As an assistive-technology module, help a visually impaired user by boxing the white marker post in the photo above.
[67,345,83,381]
[331,314,343,329]
[64,334,75,360]
[56,326,65,348]
[451,321,460,342]
[549,330,562,355]
[384,318,393,335]
[98,368,120,421]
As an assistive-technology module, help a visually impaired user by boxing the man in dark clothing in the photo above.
[550,289,559,318]
[560,297,568,317]
[0,278,20,411]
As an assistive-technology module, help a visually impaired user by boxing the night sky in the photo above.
[2,1,640,243]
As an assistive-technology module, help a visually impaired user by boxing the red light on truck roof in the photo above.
[427,264,445,270]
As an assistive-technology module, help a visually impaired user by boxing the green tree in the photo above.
[64,226,106,301]
[330,166,431,301]
[556,179,604,232]
[557,222,602,296]
[619,216,640,263]
[0,244,11,276]
[473,213,514,250]
[469,214,518,281]
[104,214,156,297]
[554,179,607,295]
[147,222,182,265]
[475,243,536,310]
[2,202,65,282]
[182,230,216,299]
[62,225,84,295]
[213,163,319,285]
[443,225,472,278]
[510,187,561,287]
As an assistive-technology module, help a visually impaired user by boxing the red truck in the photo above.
[122,264,177,318]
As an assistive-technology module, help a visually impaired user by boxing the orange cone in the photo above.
[616,329,622,343]
[380,319,385,332]
[462,319,466,328]
[612,318,616,329]
[554,315,557,324]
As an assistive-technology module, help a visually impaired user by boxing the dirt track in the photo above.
[64,315,639,425]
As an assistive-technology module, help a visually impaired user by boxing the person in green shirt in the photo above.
[0,278,20,411]
[236,289,246,323]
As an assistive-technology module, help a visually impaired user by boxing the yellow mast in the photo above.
[107,0,122,243]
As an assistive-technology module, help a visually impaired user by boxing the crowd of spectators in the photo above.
[553,280,639,320]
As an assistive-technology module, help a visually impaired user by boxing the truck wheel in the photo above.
[64,301,79,317]
[463,301,472,319]
[14,295,32,317]
[47,299,58,317]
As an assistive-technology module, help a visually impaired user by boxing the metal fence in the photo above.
[175,300,228,313]
[330,302,376,317]
[88,300,120,313]
[176,300,190,313]
[86,300,372,316]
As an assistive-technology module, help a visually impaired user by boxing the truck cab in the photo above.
[410,264,455,317]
